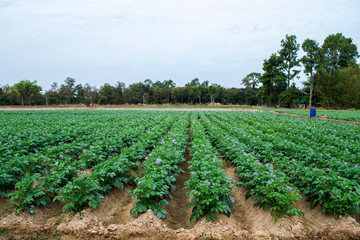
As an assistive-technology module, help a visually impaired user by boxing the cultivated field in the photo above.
[0,110,359,239]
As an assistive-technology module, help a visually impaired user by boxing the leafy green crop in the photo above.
[201,113,302,221]
[130,115,189,219]
[184,114,235,223]
[1,110,359,221]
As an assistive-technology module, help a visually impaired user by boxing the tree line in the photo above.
[0,32,359,108]
[256,33,359,109]
[0,78,258,106]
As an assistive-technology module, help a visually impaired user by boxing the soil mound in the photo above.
[1,163,359,239]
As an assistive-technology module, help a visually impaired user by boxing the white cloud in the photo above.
[0,0,359,89]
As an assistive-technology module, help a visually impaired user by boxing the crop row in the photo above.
[262,108,360,122]
[200,113,303,221]
[185,113,235,223]
[206,112,360,217]
[52,113,180,214]
[4,112,181,213]
[0,112,168,197]
[235,112,359,159]
[130,114,189,219]
[220,112,360,183]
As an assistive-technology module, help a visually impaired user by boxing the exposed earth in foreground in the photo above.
[0,163,359,240]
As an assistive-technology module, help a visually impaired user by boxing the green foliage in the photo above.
[184,115,235,223]
[278,85,301,107]
[260,53,287,105]
[301,38,321,107]
[7,173,50,214]
[0,158,25,197]
[278,34,301,88]
[0,111,178,214]
[206,111,360,217]
[54,174,104,213]
[316,66,360,109]
[91,156,134,193]
[98,95,107,105]
[201,113,303,221]
[301,39,321,75]
[321,33,359,69]
[10,80,42,105]
[241,72,261,89]
[130,117,189,219]
[0,87,8,105]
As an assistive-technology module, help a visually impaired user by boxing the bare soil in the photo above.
[1,161,359,240]
[0,105,254,112]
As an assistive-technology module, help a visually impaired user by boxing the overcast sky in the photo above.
[0,0,359,91]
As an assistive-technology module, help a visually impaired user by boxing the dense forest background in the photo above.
[1,33,359,109]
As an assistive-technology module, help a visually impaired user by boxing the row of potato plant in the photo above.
[234,112,359,163]
[5,112,177,214]
[0,112,164,198]
[0,111,166,163]
[209,112,360,217]
[130,114,189,219]
[45,112,166,166]
[184,114,235,223]
[201,113,303,221]
[0,111,99,162]
[0,110,148,165]
[52,113,178,214]
[221,112,360,184]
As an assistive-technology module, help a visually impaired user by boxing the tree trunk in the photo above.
[287,64,291,88]
[309,72,313,107]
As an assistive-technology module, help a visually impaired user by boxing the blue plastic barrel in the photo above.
[310,108,316,118]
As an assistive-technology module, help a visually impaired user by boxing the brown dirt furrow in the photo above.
[163,161,193,230]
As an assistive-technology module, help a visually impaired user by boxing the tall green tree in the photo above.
[123,82,145,104]
[73,84,85,104]
[301,38,321,107]
[11,80,42,106]
[84,83,98,105]
[45,82,60,105]
[143,79,153,103]
[321,33,359,69]
[163,80,176,103]
[186,78,200,87]
[316,65,360,108]
[2,84,16,105]
[185,78,202,104]
[111,82,125,104]
[0,87,8,105]
[260,53,286,106]
[278,34,300,88]
[58,77,76,104]
[99,83,115,104]
[278,84,301,107]
[241,72,261,89]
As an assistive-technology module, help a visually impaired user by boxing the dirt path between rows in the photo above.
[0,106,253,112]
[1,160,359,239]
[163,161,192,230]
